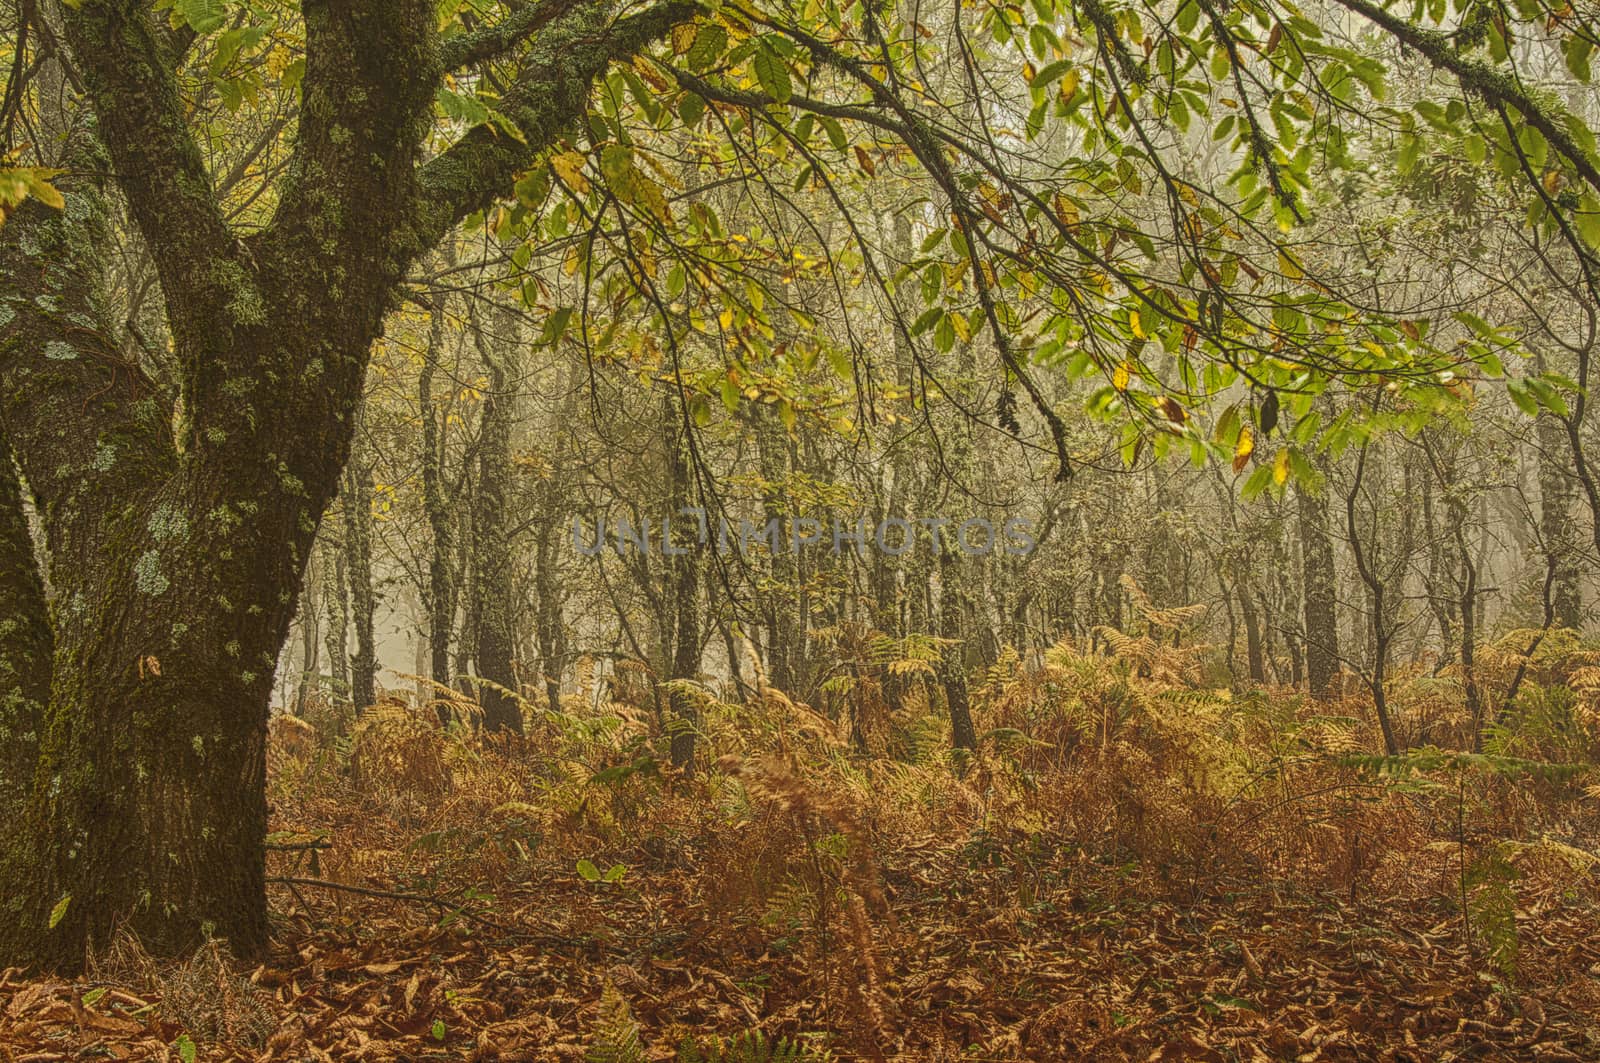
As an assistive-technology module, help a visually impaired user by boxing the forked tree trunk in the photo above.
[0,0,690,975]
[0,182,345,967]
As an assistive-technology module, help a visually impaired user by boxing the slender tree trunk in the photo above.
[754,408,798,692]
[665,397,702,768]
[937,541,979,754]
[1235,572,1267,683]
[1297,481,1340,698]
[295,575,320,714]
[420,290,458,710]
[1538,412,1583,628]
[534,518,565,714]
[343,445,378,712]
[470,307,521,734]
[1346,439,1400,755]
[323,546,350,699]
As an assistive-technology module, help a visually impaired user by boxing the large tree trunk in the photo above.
[0,172,345,967]
[0,0,695,976]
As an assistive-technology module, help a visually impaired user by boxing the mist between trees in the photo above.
[569,511,1041,556]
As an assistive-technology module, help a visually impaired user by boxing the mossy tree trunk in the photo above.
[0,0,692,972]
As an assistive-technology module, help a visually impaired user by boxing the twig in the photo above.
[267,877,591,948]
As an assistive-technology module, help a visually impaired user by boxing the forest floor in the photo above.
[5,666,1600,1060]
[3,850,1599,1062]
[4,790,1599,1060]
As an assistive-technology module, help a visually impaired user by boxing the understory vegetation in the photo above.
[7,615,1600,1060]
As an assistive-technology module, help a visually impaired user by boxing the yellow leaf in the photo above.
[1051,191,1080,230]
[1273,449,1290,485]
[550,150,589,196]
[1113,362,1131,391]
[1059,68,1080,103]
[1233,424,1254,472]
[1130,309,1146,340]
[23,172,64,210]
[671,23,697,54]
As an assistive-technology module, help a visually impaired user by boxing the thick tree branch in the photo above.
[413,0,699,250]
[439,0,587,70]
[58,2,238,328]
[265,0,438,285]
[1330,0,1600,194]
[0,158,177,565]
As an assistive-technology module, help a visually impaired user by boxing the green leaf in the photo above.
[1397,132,1421,176]
[174,1035,197,1063]
[48,894,69,929]
[1576,193,1600,253]
[1517,124,1548,169]
[539,307,573,346]
[686,23,726,73]
[577,859,601,882]
[678,91,705,128]
[752,44,792,103]
[175,0,227,34]
[1507,379,1539,418]
[1566,36,1594,82]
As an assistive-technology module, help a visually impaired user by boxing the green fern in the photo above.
[677,1029,832,1063]
[585,983,646,1063]
[1466,844,1521,984]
